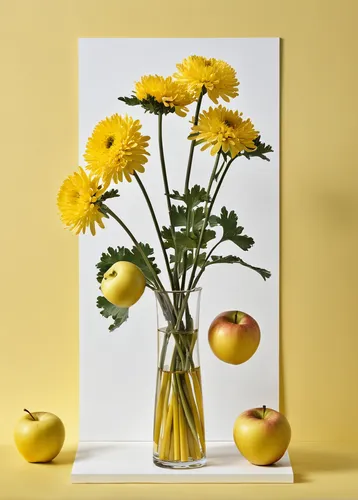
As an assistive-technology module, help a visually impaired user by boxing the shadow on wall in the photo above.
[278,37,286,418]
[290,444,358,483]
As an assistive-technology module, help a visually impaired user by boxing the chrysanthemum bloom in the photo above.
[174,56,239,104]
[57,167,107,236]
[190,106,259,158]
[84,114,150,183]
[135,75,194,117]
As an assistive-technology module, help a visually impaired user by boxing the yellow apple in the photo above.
[101,261,146,308]
[233,406,291,465]
[208,310,260,365]
[14,409,65,463]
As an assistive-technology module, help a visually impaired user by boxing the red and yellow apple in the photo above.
[233,406,291,465]
[208,310,260,365]
[14,409,65,463]
[101,261,146,308]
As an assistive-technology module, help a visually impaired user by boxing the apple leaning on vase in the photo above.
[208,310,261,365]
[233,405,291,465]
[14,409,65,463]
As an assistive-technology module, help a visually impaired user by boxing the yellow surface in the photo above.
[0,442,358,499]
[1,0,358,497]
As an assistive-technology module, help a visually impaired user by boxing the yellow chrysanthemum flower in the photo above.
[190,105,259,158]
[57,167,107,236]
[135,75,194,117]
[174,56,239,104]
[84,114,150,184]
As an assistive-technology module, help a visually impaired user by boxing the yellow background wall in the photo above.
[1,0,357,446]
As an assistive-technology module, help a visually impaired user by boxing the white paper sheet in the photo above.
[78,38,280,442]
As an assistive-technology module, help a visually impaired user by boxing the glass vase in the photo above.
[153,288,206,469]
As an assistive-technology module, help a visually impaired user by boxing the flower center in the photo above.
[105,136,115,149]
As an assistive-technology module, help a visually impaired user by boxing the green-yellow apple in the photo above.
[101,261,146,308]
[208,310,260,365]
[233,405,291,465]
[14,409,65,463]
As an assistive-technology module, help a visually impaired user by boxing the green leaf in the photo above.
[96,296,129,332]
[169,204,215,238]
[160,227,174,248]
[198,228,216,246]
[206,255,271,281]
[161,227,197,250]
[241,136,273,161]
[118,95,141,107]
[96,244,160,285]
[220,136,273,162]
[98,189,120,203]
[119,94,174,116]
[187,129,206,148]
[170,252,206,277]
[188,131,199,140]
[130,243,161,280]
[162,226,215,251]
[192,206,205,231]
[170,205,187,227]
[160,226,173,247]
[209,207,254,251]
[96,247,130,282]
[169,184,210,211]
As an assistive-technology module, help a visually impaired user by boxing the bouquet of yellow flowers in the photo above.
[58,55,272,469]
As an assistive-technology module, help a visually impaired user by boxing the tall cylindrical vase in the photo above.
[153,288,206,469]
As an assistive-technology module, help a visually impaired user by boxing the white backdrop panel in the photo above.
[79,38,279,442]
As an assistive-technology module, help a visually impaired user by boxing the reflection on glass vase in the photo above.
[153,288,206,469]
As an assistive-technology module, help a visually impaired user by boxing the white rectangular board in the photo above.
[78,38,280,447]
[72,442,293,483]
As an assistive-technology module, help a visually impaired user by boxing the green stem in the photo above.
[214,158,227,182]
[158,300,196,372]
[102,204,164,292]
[160,334,187,372]
[210,159,234,207]
[192,238,223,288]
[172,156,234,331]
[184,90,204,193]
[184,331,197,371]
[159,332,171,370]
[105,206,185,360]
[102,210,190,374]
[158,114,172,216]
[203,239,222,267]
[181,91,204,292]
[172,333,186,368]
[187,153,222,288]
[133,172,174,290]
[158,113,179,290]
[175,373,200,446]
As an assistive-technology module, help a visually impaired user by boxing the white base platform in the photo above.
[71,442,293,483]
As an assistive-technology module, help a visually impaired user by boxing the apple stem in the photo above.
[23,409,36,421]
[262,405,266,418]
[234,311,238,323]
